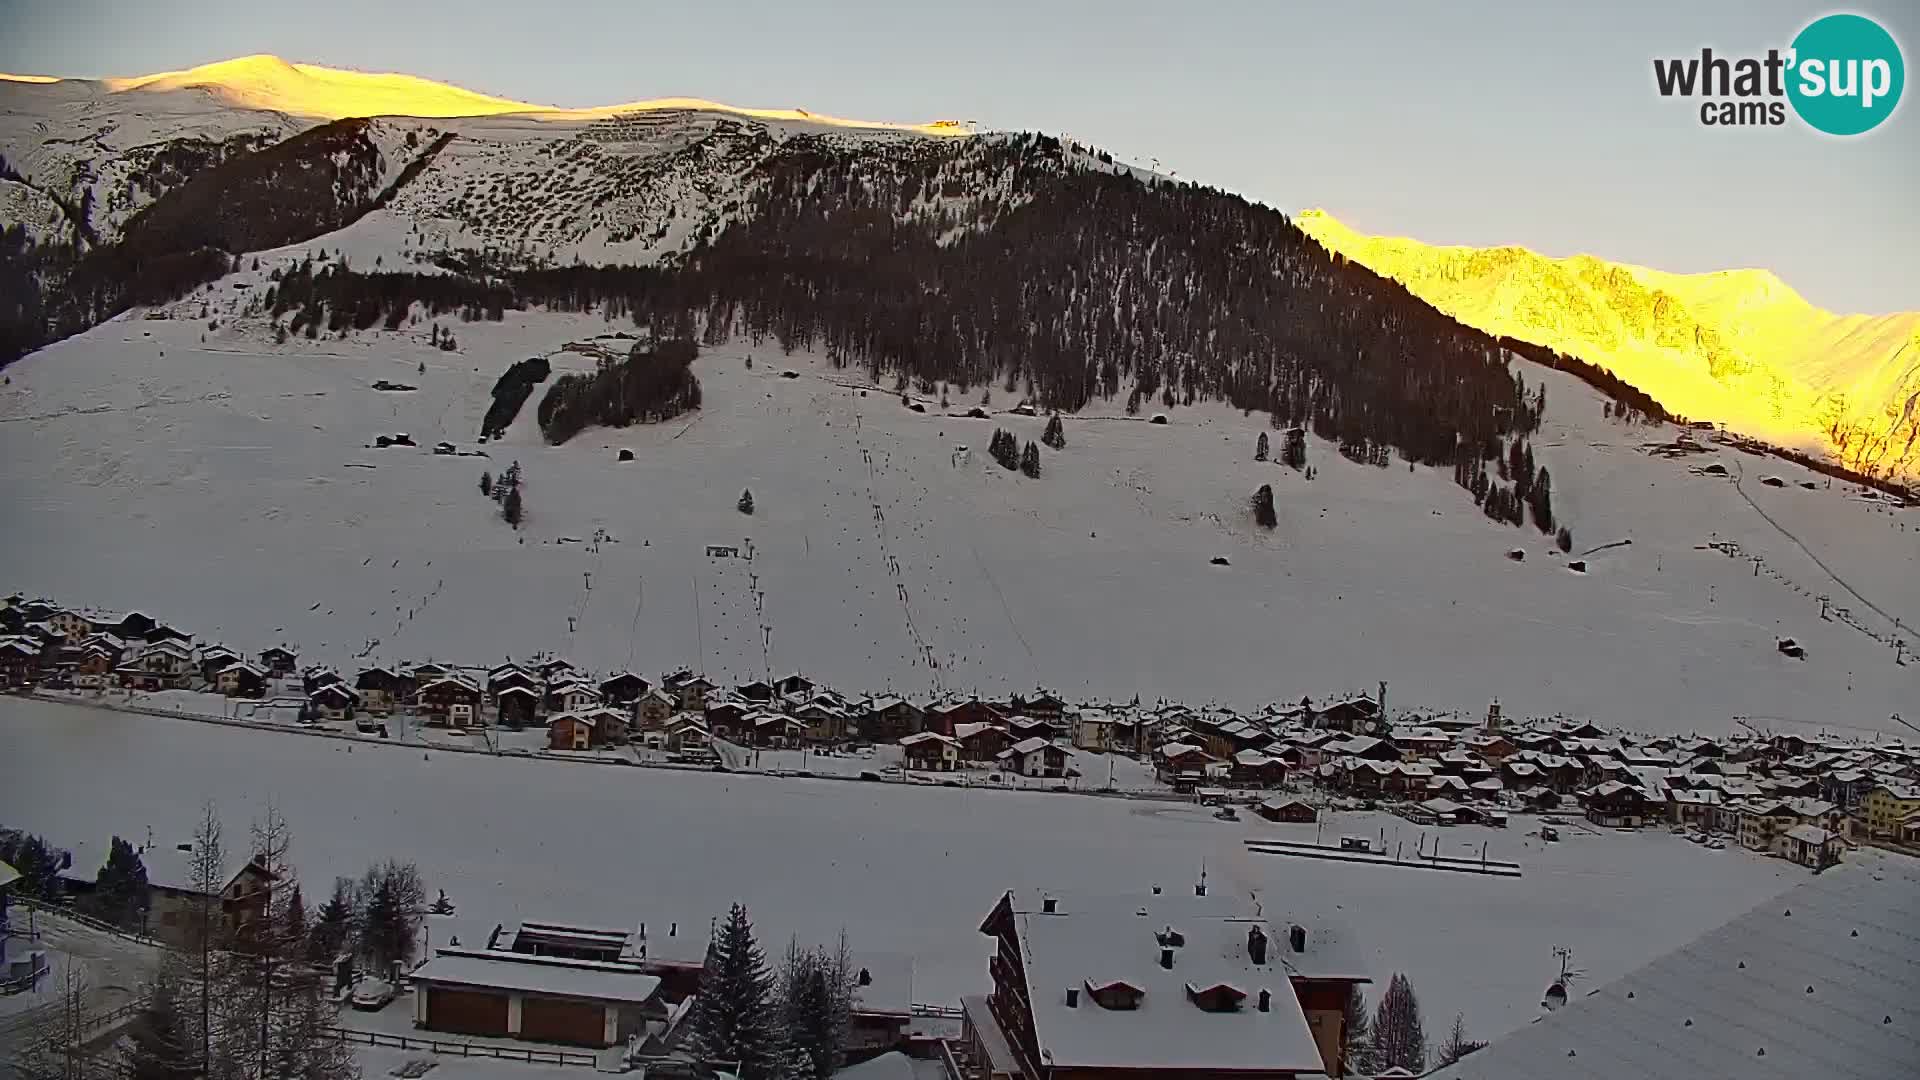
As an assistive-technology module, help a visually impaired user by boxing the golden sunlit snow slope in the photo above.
[1299,209,1920,483]
[6,54,971,135]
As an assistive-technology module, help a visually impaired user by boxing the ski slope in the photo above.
[1,290,1914,735]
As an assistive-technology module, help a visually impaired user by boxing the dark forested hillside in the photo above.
[258,133,1550,473]
[0,118,442,366]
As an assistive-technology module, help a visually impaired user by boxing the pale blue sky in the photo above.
[3,0,1913,312]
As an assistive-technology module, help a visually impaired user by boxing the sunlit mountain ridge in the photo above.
[1298,209,1920,482]
[2,53,973,134]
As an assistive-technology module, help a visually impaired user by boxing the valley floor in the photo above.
[0,694,1812,1047]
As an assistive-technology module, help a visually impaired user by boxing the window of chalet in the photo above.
[1084,979,1145,1010]
[1185,982,1248,1013]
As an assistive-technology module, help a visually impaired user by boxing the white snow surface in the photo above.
[1,305,1915,734]
[0,695,1810,1045]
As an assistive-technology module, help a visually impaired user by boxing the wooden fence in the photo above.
[325,1026,598,1068]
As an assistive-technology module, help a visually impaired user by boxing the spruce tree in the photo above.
[1557,525,1574,553]
[691,903,782,1079]
[1252,483,1277,529]
[1255,431,1269,462]
[479,470,492,497]
[1020,441,1041,478]
[738,489,755,515]
[1043,413,1066,449]
[1341,985,1373,1076]
[502,486,523,528]
[1370,972,1428,1073]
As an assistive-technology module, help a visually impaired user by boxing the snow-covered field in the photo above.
[0,695,1812,1043]
[1,300,1914,734]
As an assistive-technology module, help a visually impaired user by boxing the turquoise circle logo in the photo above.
[1787,13,1904,135]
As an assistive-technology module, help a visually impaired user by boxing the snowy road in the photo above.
[1,695,1807,1044]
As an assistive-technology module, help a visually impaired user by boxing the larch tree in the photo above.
[1436,1011,1487,1066]
[185,802,227,1077]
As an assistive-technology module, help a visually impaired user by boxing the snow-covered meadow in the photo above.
[0,695,1809,1044]
[0,301,1914,734]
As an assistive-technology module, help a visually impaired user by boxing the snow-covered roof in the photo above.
[1009,736,1056,755]
[410,949,662,1004]
[1157,741,1206,759]
[1425,854,1920,1080]
[1783,824,1836,845]
[1013,909,1326,1073]
[899,732,959,748]
[952,722,1002,741]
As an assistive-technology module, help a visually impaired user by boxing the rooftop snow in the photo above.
[410,949,662,1004]
[1016,909,1326,1073]
[1427,852,1920,1080]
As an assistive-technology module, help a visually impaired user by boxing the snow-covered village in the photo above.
[3,588,1917,1078]
[2,7,1918,1080]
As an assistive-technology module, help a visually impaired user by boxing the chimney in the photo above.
[669,922,677,937]
[1066,987,1080,1008]
[1151,884,1162,895]
[1159,947,1175,970]
[1042,895,1058,914]
[1289,924,1307,954]
[1247,925,1268,966]
[858,968,872,987]
[1258,989,1272,1013]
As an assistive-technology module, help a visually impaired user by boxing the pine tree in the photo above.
[1557,525,1574,553]
[1370,972,1428,1073]
[1255,431,1269,462]
[1042,413,1066,449]
[1020,441,1041,478]
[738,489,755,515]
[94,835,150,929]
[1252,483,1277,529]
[1341,985,1373,1076]
[1436,1012,1487,1066]
[691,904,782,1079]
[479,470,492,497]
[308,877,355,965]
[502,485,523,528]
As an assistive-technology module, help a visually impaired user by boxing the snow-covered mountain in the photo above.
[1,57,1914,734]
[1298,210,1920,484]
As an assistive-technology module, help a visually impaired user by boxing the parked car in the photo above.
[349,978,396,1011]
